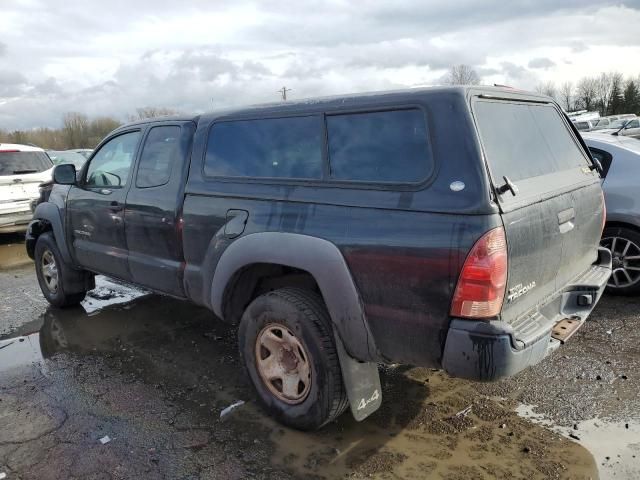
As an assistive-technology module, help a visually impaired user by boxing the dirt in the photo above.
[1,235,637,479]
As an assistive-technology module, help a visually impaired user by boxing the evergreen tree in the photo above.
[608,79,624,115]
[623,80,640,114]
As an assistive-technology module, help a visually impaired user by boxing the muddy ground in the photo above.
[1,234,638,479]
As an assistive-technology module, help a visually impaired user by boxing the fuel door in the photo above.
[224,209,249,239]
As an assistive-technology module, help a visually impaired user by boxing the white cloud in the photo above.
[0,0,639,129]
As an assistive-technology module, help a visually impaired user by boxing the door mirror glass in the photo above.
[53,164,76,185]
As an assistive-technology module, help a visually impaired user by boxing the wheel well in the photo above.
[26,219,53,259]
[604,221,640,234]
[222,263,322,324]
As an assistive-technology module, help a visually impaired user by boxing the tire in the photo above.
[601,226,640,295]
[34,232,87,307]
[238,287,348,430]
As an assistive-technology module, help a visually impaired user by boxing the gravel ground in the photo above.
[1,236,638,479]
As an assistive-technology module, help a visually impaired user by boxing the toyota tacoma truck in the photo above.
[26,86,611,430]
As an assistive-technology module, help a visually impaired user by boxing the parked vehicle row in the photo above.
[25,86,610,430]
[573,113,639,135]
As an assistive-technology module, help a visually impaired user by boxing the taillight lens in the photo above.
[451,227,508,319]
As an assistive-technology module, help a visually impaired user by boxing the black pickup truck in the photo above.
[26,86,611,430]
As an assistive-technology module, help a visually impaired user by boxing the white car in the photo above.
[0,143,54,233]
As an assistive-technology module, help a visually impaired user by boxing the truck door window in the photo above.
[136,126,181,188]
[204,116,323,179]
[85,131,140,188]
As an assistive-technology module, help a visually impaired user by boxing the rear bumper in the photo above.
[442,247,612,381]
[0,209,33,233]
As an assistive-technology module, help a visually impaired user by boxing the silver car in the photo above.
[583,133,640,294]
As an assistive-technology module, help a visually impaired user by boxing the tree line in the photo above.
[443,65,640,116]
[536,73,640,115]
[0,107,178,151]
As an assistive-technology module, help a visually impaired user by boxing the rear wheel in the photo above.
[238,287,348,430]
[601,226,640,295]
[34,232,88,307]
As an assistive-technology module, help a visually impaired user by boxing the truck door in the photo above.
[66,130,142,280]
[124,122,195,296]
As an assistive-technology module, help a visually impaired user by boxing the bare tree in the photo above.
[535,81,557,100]
[131,107,179,121]
[576,77,598,111]
[443,64,480,85]
[595,72,615,115]
[87,117,122,146]
[559,81,573,111]
[62,112,90,148]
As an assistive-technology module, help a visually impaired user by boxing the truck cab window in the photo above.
[136,126,181,188]
[85,131,140,188]
[204,116,323,179]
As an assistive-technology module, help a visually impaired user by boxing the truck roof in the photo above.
[202,85,552,121]
[114,85,552,132]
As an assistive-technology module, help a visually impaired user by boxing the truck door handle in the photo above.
[109,201,123,212]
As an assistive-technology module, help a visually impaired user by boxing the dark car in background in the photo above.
[26,86,610,430]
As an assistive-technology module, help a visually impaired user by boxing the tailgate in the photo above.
[472,98,604,324]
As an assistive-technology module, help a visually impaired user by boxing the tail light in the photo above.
[450,227,507,319]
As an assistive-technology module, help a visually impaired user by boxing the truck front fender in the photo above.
[29,202,72,264]
[211,232,378,362]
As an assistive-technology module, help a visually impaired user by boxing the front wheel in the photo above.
[601,226,640,295]
[34,232,88,307]
[238,287,348,430]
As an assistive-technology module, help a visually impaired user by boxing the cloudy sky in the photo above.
[1,0,639,129]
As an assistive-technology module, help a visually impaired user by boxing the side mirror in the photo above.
[53,164,77,185]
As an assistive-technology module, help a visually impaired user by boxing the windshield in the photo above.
[609,119,628,129]
[0,151,53,176]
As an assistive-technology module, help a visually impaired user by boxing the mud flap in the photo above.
[334,331,382,421]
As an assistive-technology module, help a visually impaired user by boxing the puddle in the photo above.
[0,276,150,374]
[264,369,598,479]
[0,334,44,373]
[82,276,148,314]
[517,403,640,479]
[0,239,31,269]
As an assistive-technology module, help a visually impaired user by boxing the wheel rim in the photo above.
[255,323,311,404]
[41,249,59,293]
[601,236,640,289]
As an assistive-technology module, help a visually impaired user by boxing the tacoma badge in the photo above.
[507,281,536,303]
